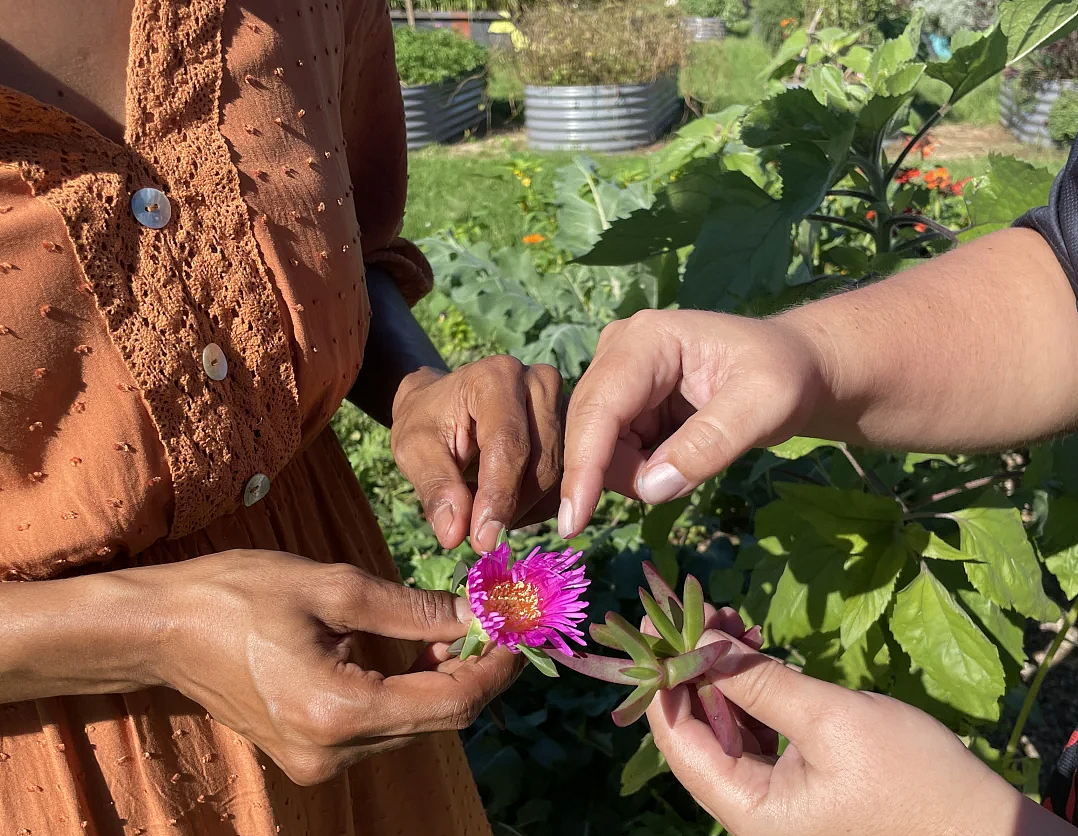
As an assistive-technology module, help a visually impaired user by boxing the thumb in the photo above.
[318,567,475,643]
[700,630,842,750]
[635,373,796,505]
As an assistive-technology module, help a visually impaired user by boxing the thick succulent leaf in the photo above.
[547,648,640,685]
[663,641,732,689]
[682,574,705,651]
[519,645,559,678]
[611,681,661,727]
[640,588,686,653]
[696,682,744,757]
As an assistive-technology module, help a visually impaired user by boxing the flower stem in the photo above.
[806,213,876,236]
[1004,599,1078,766]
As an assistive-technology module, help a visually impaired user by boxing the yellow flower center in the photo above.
[486,580,541,631]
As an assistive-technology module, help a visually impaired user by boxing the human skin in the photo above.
[559,227,1078,833]
[0,0,560,785]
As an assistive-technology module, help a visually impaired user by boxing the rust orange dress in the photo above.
[0,1,492,834]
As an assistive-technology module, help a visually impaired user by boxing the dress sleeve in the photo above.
[0,167,173,581]
[339,0,434,308]
[1014,138,1078,296]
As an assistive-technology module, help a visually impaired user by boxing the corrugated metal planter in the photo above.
[402,76,487,151]
[682,16,727,41]
[389,10,511,48]
[1000,75,1078,147]
[524,76,682,152]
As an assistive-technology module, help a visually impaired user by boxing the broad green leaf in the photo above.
[739,536,789,630]
[773,482,904,523]
[841,535,910,648]
[882,62,926,96]
[957,587,1027,669]
[925,26,1008,104]
[768,436,840,460]
[920,529,971,562]
[762,28,809,80]
[764,539,850,643]
[519,645,559,678]
[710,566,745,604]
[867,33,917,93]
[553,157,653,257]
[514,321,598,381]
[1040,494,1078,600]
[741,87,857,148]
[952,502,1060,620]
[642,495,693,550]
[620,733,670,796]
[961,154,1055,241]
[840,45,872,74]
[855,94,912,147]
[578,156,727,266]
[805,65,851,109]
[800,623,892,690]
[1000,0,1078,65]
[412,555,458,592]
[891,564,1006,721]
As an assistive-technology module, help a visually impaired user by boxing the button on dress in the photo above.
[0,1,490,834]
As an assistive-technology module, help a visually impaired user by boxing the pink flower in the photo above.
[467,543,589,655]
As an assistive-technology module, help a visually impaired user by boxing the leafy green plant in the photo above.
[753,0,806,46]
[505,2,686,86]
[394,26,488,86]
[679,0,731,19]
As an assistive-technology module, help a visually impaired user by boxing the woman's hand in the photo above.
[560,310,825,537]
[146,550,520,786]
[648,631,1069,836]
[392,357,565,553]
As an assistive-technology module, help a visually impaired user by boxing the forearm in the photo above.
[0,570,166,703]
[779,228,1078,452]
[347,265,448,427]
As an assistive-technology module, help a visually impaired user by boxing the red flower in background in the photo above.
[950,177,972,196]
[866,209,877,221]
[923,166,952,190]
[914,223,927,233]
[895,168,921,185]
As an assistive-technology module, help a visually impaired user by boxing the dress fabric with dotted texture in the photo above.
[0,1,488,834]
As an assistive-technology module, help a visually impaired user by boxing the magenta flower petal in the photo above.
[467,543,590,654]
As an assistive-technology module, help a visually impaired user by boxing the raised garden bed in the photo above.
[681,16,727,41]
[524,76,681,152]
[403,76,487,151]
[1000,74,1077,147]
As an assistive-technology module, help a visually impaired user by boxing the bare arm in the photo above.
[787,227,1078,452]
[560,227,1078,527]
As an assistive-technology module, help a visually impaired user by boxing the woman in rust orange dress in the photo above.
[0,2,566,834]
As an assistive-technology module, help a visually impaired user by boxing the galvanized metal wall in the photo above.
[524,77,682,152]
[681,16,727,41]
[402,77,487,151]
[1000,76,1077,148]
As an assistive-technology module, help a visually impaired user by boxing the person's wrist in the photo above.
[770,306,843,438]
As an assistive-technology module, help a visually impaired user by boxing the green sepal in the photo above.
[519,644,559,678]
[451,560,469,593]
[459,617,488,661]
[639,588,686,654]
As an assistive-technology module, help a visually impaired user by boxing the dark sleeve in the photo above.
[1014,138,1078,295]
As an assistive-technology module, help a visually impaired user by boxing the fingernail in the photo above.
[711,641,745,674]
[432,503,454,543]
[477,520,505,553]
[637,463,689,505]
[454,597,475,624]
[558,497,574,539]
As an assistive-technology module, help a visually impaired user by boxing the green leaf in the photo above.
[682,574,705,651]
[412,555,458,592]
[799,623,892,690]
[765,539,850,643]
[961,154,1055,241]
[768,436,841,460]
[642,495,693,550]
[519,644,559,678]
[762,28,809,79]
[1000,0,1078,65]
[1040,494,1078,600]
[640,589,686,653]
[920,529,971,562]
[951,501,1060,621]
[741,87,857,148]
[806,65,852,109]
[957,587,1027,670]
[925,26,1008,104]
[841,534,911,648]
[890,563,1006,722]
[515,321,598,381]
[553,157,653,258]
[867,33,917,92]
[451,560,470,593]
[606,612,660,668]
[578,157,727,266]
[903,452,958,472]
[882,63,926,96]
[620,733,670,796]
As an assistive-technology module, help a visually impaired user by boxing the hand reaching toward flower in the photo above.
[647,631,1077,836]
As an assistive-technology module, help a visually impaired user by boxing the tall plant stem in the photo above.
[885,105,950,185]
[827,189,877,202]
[1004,599,1078,766]
[806,213,875,236]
